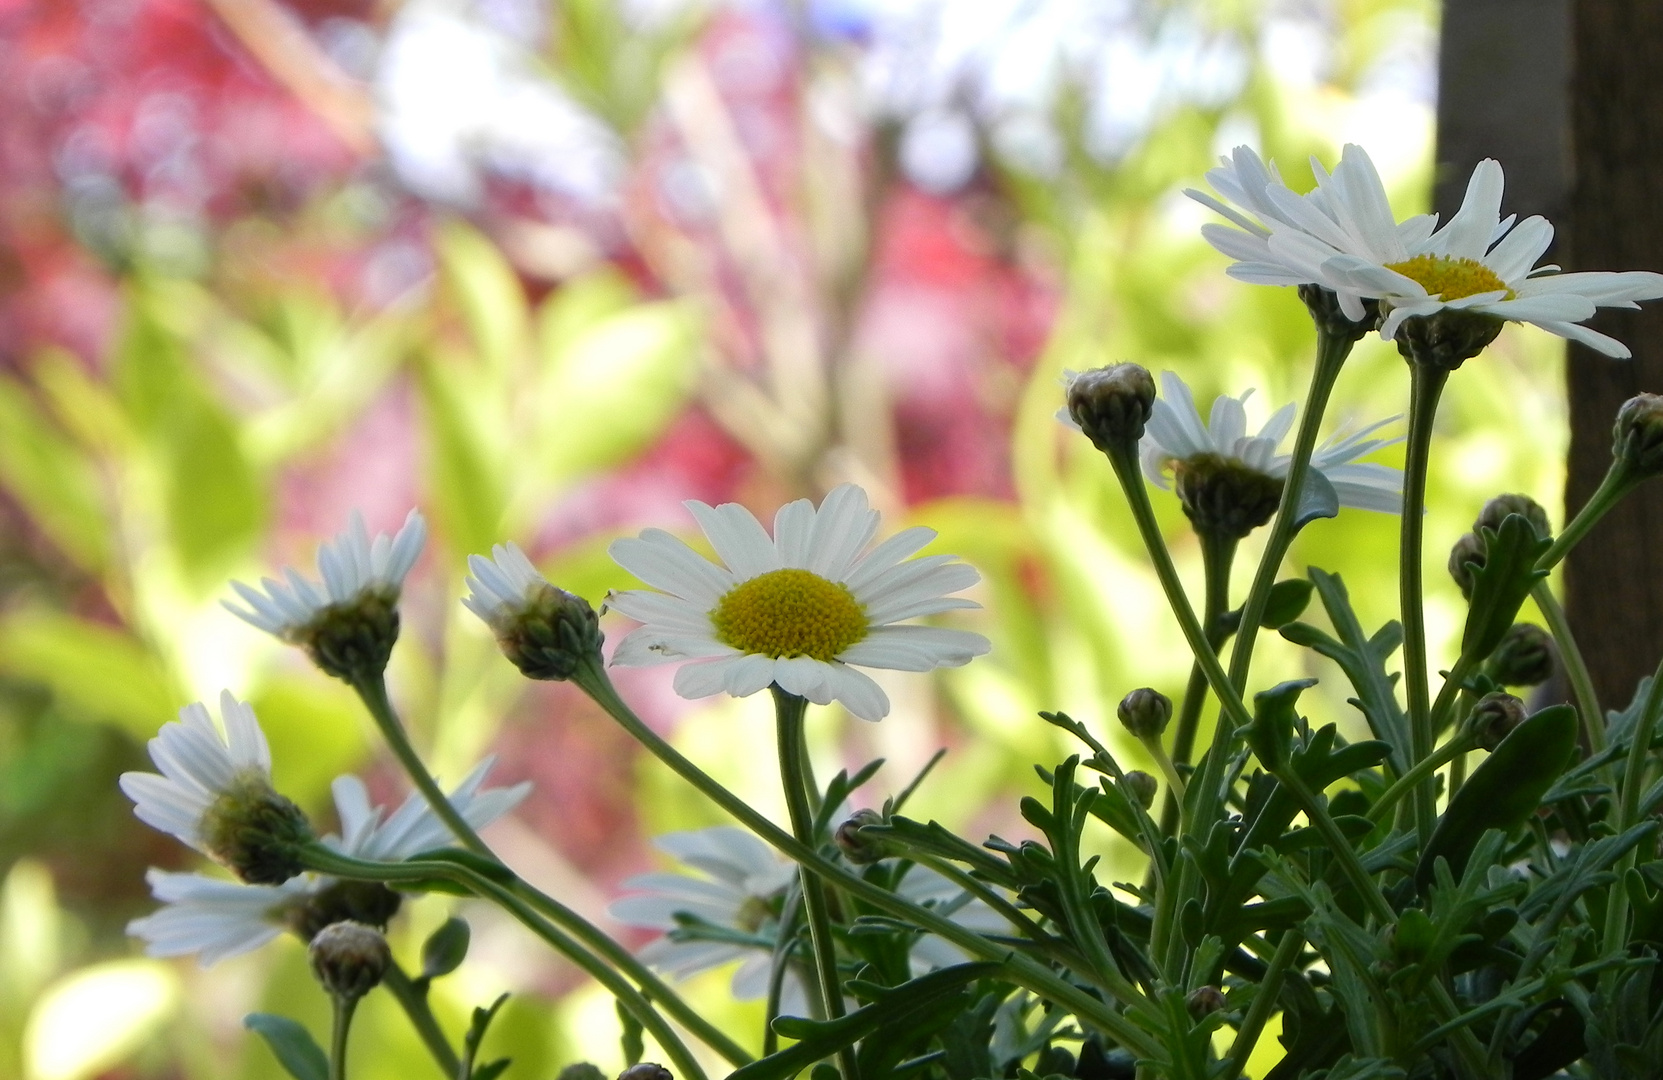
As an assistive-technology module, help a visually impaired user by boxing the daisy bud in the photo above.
[1613,393,1663,481]
[1117,688,1173,740]
[618,1066,673,1080]
[299,593,402,684]
[290,880,403,941]
[200,778,314,886]
[1066,363,1158,452]
[1122,770,1159,811]
[1173,455,1285,541]
[309,921,391,1004]
[1186,985,1227,1018]
[1391,308,1505,371]
[464,544,604,682]
[834,809,888,865]
[1298,284,1380,342]
[1489,623,1555,688]
[1468,691,1528,752]
[1448,532,1486,600]
[1476,493,1551,541]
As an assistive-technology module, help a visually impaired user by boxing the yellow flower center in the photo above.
[711,568,868,661]
[1383,254,1513,301]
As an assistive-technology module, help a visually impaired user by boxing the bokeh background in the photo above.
[0,0,1571,1077]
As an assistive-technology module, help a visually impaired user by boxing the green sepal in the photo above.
[244,1014,327,1080]
[1416,704,1578,890]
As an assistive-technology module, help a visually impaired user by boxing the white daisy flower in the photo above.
[127,759,529,966]
[609,825,1000,1010]
[1316,158,1663,358]
[224,509,427,641]
[326,756,533,861]
[605,484,990,722]
[461,542,603,681]
[118,691,288,856]
[1186,144,1438,322]
[127,869,312,966]
[461,542,547,628]
[1141,371,1404,523]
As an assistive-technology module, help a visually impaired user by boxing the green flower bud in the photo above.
[1469,691,1528,752]
[200,775,314,885]
[289,880,404,941]
[1448,531,1485,601]
[1066,364,1158,452]
[1186,985,1227,1018]
[618,1066,673,1080]
[1613,393,1663,481]
[298,591,401,684]
[833,809,887,865]
[1117,687,1173,740]
[309,921,391,1004]
[1122,770,1159,811]
[1475,493,1551,541]
[1489,623,1555,688]
[1299,284,1380,342]
[1172,454,1285,540]
[558,1066,609,1080]
[1392,308,1505,371]
[465,546,605,681]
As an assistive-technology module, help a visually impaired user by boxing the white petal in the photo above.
[805,485,880,580]
[609,531,734,606]
[722,653,780,697]
[822,665,890,722]
[686,501,779,581]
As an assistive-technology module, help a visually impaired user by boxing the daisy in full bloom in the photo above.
[1186,144,1438,322]
[128,758,530,965]
[608,825,1003,1011]
[223,510,426,642]
[1315,159,1663,358]
[1138,371,1403,536]
[118,691,305,878]
[605,484,990,722]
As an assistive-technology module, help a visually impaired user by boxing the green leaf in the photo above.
[617,998,644,1067]
[437,221,530,377]
[1416,704,1578,890]
[731,964,1003,1080]
[1260,578,1315,629]
[0,609,179,739]
[1246,678,1317,770]
[0,375,109,571]
[421,917,471,980]
[1292,468,1340,531]
[417,352,506,558]
[161,393,264,584]
[244,1013,327,1080]
[462,994,511,1080]
[1459,514,1551,662]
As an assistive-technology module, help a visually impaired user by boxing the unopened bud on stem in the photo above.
[1489,623,1554,688]
[1469,692,1528,752]
[1065,364,1157,452]
[834,809,887,865]
[309,921,391,1004]
[1117,688,1173,740]
[1122,770,1159,810]
[1614,393,1663,482]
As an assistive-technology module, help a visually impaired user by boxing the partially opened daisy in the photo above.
[1139,371,1403,538]
[461,542,604,682]
[119,691,312,884]
[326,756,532,861]
[605,484,990,722]
[1317,158,1663,360]
[1186,144,1436,323]
[127,869,313,966]
[224,510,427,681]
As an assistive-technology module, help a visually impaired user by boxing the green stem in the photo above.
[1159,532,1236,837]
[1365,731,1477,824]
[1139,735,1187,807]
[1600,651,1663,969]
[1226,326,1353,692]
[1222,929,1302,1080]
[329,996,356,1080]
[1279,771,1394,924]
[382,963,461,1079]
[352,674,750,1066]
[303,847,711,1080]
[1535,466,1635,573]
[1532,580,1605,754]
[1399,364,1450,846]
[571,658,1163,1058]
[773,687,858,1080]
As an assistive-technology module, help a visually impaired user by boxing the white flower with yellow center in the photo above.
[1186,144,1437,322]
[1141,371,1404,528]
[1315,159,1663,357]
[605,484,990,722]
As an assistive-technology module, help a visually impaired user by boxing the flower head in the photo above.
[1140,371,1403,537]
[1187,144,1436,323]
[119,691,312,884]
[326,756,532,862]
[126,869,313,966]
[1313,160,1663,360]
[463,543,604,681]
[605,484,989,722]
[225,510,427,681]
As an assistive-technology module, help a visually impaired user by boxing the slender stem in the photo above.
[1226,327,1353,692]
[303,847,711,1080]
[1140,735,1187,806]
[1365,731,1476,824]
[1532,580,1605,754]
[1535,466,1635,573]
[1399,364,1450,846]
[570,658,1163,1058]
[1159,533,1237,838]
[329,997,356,1080]
[1222,929,1302,1080]
[351,674,750,1066]
[351,675,491,856]
[1600,652,1663,968]
[773,687,858,1080]
[382,963,461,1079]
